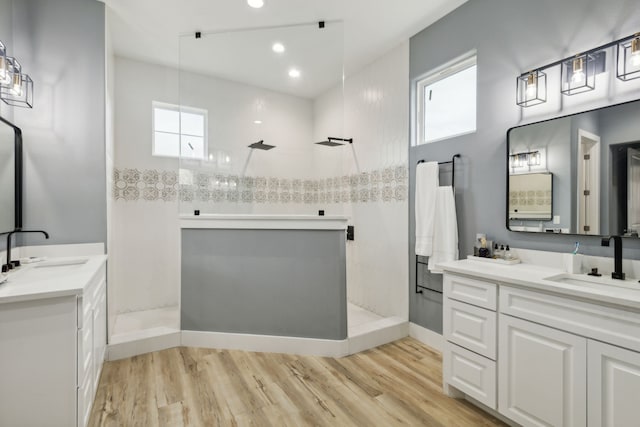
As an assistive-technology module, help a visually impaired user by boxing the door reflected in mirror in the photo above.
[507,99,640,237]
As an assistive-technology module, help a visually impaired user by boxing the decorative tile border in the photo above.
[114,165,408,204]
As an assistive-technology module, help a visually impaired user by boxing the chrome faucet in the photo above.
[2,230,50,273]
[601,236,625,280]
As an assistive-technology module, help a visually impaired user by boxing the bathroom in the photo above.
[1,0,640,425]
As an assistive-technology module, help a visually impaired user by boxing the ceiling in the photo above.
[105,0,467,99]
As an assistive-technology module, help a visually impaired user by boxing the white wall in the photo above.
[315,43,410,319]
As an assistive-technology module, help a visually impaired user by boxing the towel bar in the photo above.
[415,153,461,294]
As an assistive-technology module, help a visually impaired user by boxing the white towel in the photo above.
[415,162,439,256]
[428,186,459,274]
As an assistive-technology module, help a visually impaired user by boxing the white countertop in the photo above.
[180,214,350,230]
[440,258,640,311]
[0,255,107,304]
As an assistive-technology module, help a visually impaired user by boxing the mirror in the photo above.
[0,116,21,233]
[507,99,640,236]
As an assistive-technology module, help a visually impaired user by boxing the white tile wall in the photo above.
[316,42,410,319]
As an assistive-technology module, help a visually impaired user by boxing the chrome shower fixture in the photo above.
[315,137,353,147]
[248,140,276,150]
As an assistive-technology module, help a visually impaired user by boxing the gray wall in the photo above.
[11,0,106,247]
[409,0,640,333]
[182,229,347,340]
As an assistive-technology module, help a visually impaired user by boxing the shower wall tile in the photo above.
[316,42,410,319]
[113,165,408,204]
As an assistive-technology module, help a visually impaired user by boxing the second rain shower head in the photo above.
[248,140,276,150]
[315,137,353,147]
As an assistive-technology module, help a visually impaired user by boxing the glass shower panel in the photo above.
[178,21,346,215]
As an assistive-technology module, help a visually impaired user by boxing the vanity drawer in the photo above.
[444,274,497,310]
[444,298,497,360]
[500,285,640,353]
[443,342,496,409]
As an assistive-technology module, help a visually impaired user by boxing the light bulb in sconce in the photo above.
[571,57,585,84]
[631,37,640,67]
[526,73,537,98]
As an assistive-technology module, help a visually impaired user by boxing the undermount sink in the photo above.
[33,258,89,268]
[544,273,640,290]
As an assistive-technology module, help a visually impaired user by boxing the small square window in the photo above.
[152,101,208,159]
[415,53,477,145]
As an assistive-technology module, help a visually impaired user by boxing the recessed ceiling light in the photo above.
[272,43,285,53]
[247,0,264,8]
[254,120,263,124]
[288,68,301,78]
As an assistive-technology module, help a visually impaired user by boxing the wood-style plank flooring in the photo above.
[89,338,505,426]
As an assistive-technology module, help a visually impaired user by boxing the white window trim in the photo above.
[152,101,208,159]
[413,50,477,146]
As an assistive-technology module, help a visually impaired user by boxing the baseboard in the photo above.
[181,330,349,358]
[409,322,444,352]
[107,331,181,360]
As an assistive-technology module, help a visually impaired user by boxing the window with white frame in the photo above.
[152,102,207,159]
[415,53,477,145]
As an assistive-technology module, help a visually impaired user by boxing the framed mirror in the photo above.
[0,116,22,233]
[507,99,640,236]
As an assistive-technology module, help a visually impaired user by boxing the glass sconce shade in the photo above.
[1,72,33,108]
[516,70,546,107]
[617,36,640,81]
[0,41,9,86]
[561,53,596,95]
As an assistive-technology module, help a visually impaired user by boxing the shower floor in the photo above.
[108,303,406,358]
[110,306,180,344]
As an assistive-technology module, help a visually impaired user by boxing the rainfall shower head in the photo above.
[248,140,276,150]
[315,137,353,147]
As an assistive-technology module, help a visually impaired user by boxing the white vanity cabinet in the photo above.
[498,313,586,427]
[442,267,640,427]
[443,274,498,408]
[0,257,107,427]
[587,340,640,427]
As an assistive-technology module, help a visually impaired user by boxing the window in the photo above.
[415,53,477,145]
[152,102,207,159]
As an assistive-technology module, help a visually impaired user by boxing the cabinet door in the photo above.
[588,340,640,427]
[498,314,587,427]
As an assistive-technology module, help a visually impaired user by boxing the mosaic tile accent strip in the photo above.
[114,165,408,204]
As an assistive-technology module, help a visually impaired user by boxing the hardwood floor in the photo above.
[89,338,505,426]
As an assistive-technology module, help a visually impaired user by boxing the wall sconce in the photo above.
[516,31,637,107]
[561,54,596,95]
[0,41,9,86]
[617,34,640,81]
[516,70,547,107]
[0,40,34,108]
[510,150,542,170]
